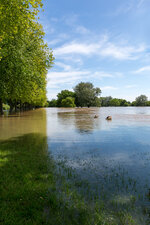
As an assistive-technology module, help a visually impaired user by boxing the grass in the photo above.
[0,133,97,225]
[0,133,54,225]
[0,133,149,225]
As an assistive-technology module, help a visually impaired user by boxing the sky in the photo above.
[39,0,150,101]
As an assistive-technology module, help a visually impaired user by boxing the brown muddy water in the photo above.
[0,107,150,224]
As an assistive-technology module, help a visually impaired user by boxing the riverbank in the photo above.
[0,133,54,225]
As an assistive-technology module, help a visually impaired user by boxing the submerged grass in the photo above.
[0,134,149,225]
[0,134,98,225]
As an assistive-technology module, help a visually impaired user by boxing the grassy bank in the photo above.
[0,134,148,225]
[0,134,54,225]
[0,134,94,225]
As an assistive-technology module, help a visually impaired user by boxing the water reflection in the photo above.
[57,108,102,133]
[47,107,150,224]
[0,109,47,140]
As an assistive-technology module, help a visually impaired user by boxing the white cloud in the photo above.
[101,86,118,91]
[54,42,100,56]
[47,70,91,89]
[47,69,122,90]
[75,25,89,34]
[55,62,72,71]
[125,85,137,89]
[133,66,150,73]
[54,39,146,61]
[93,71,114,78]
[100,43,145,60]
[93,71,123,79]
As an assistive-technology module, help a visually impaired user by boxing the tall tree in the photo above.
[135,95,148,106]
[74,82,101,107]
[57,90,75,107]
[0,0,54,114]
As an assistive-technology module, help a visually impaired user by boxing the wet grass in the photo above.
[0,134,149,225]
[0,134,56,225]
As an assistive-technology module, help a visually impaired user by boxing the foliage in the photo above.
[109,98,122,106]
[2,104,10,110]
[74,82,101,107]
[100,96,112,106]
[135,95,148,106]
[100,97,130,107]
[61,97,76,107]
[0,0,54,114]
[57,90,75,107]
[47,99,57,107]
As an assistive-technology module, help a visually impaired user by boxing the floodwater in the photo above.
[0,107,150,224]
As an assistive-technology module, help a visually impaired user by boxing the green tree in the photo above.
[100,96,112,106]
[109,98,120,106]
[0,0,54,114]
[48,99,57,107]
[146,101,150,106]
[57,90,75,107]
[74,82,101,107]
[61,97,76,107]
[135,95,148,106]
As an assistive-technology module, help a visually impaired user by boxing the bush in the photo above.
[61,97,76,107]
[3,104,10,110]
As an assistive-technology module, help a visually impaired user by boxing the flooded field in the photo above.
[47,107,150,224]
[0,107,150,224]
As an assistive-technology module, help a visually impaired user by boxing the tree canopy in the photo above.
[61,97,76,108]
[57,90,75,107]
[0,0,54,114]
[74,82,101,107]
[135,95,148,106]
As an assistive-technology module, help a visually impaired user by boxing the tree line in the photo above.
[47,82,150,107]
[0,0,54,115]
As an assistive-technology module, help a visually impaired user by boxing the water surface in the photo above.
[0,107,150,224]
[47,107,150,224]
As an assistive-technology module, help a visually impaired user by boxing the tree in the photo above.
[109,98,120,106]
[57,90,75,107]
[48,99,57,107]
[100,96,112,106]
[135,95,148,106]
[0,0,54,114]
[61,97,76,107]
[146,101,150,106]
[74,82,101,107]
[119,99,130,106]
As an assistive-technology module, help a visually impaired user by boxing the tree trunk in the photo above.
[9,101,14,114]
[15,101,17,112]
[0,98,4,115]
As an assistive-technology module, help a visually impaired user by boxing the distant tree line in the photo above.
[47,83,150,108]
[0,0,54,115]
[100,95,150,106]
[47,82,101,108]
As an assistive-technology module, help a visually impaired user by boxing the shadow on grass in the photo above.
[0,134,93,225]
[0,133,53,225]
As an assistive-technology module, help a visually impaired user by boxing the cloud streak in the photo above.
[54,38,146,61]
[133,66,150,74]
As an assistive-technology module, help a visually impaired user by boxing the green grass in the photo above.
[0,133,147,225]
[0,134,54,225]
[0,134,97,225]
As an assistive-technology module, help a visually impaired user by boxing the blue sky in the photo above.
[39,0,150,101]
